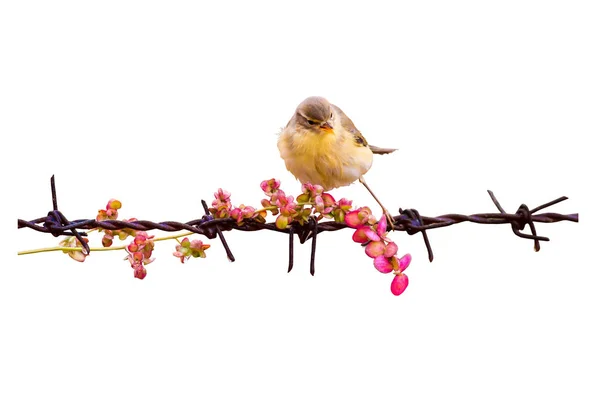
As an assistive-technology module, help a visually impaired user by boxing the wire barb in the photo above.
[288,224,295,273]
[44,176,91,255]
[201,200,235,262]
[399,208,434,262]
[309,216,318,276]
[487,191,549,252]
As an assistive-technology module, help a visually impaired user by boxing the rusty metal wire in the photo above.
[18,176,579,275]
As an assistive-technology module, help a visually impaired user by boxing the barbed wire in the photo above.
[18,176,579,275]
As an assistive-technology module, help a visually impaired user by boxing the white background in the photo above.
[2,1,598,399]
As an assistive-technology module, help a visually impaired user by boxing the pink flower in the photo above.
[352,226,381,243]
[107,199,122,211]
[301,183,324,198]
[389,254,412,295]
[365,240,398,258]
[101,231,114,247]
[391,273,409,296]
[344,207,375,228]
[173,237,211,263]
[210,188,233,218]
[396,253,412,272]
[374,256,394,273]
[230,204,256,225]
[97,198,122,222]
[260,179,281,196]
[275,193,297,215]
[59,237,90,262]
[213,188,231,203]
[315,192,336,215]
[134,265,147,280]
[337,198,353,211]
[125,232,155,278]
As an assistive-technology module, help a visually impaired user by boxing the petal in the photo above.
[134,266,147,280]
[321,193,336,206]
[374,256,393,273]
[344,210,363,228]
[391,273,409,296]
[189,239,205,250]
[351,228,368,243]
[365,229,381,242]
[352,226,379,243]
[398,253,412,272]
[384,241,399,258]
[376,215,387,237]
[107,199,122,210]
[260,180,269,192]
[67,250,87,262]
[275,214,289,229]
[365,241,386,258]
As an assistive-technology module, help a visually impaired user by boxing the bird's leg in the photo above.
[358,176,395,230]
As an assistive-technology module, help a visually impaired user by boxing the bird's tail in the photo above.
[369,145,397,155]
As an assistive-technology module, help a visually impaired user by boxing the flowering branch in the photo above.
[17,176,579,297]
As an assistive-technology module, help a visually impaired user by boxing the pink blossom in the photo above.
[275,193,297,216]
[374,256,393,273]
[230,204,256,225]
[397,253,412,273]
[59,237,90,262]
[391,273,409,296]
[352,226,381,243]
[376,215,387,237]
[125,232,155,276]
[210,188,233,218]
[173,237,211,263]
[213,188,231,203]
[365,241,386,257]
[315,192,336,214]
[344,207,374,228]
[134,266,147,280]
[301,182,324,198]
[260,179,281,196]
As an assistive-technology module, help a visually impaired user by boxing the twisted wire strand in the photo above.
[17,176,579,274]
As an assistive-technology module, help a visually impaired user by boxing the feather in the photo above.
[369,145,397,155]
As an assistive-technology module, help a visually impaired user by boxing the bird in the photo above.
[278,96,397,227]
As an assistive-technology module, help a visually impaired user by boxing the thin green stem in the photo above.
[19,201,317,256]
[18,231,194,256]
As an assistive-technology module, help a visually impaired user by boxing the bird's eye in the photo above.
[307,120,317,125]
[330,113,333,119]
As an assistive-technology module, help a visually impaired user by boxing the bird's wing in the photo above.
[369,145,397,155]
[331,104,396,154]
[331,104,370,147]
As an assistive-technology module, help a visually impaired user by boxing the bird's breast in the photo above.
[278,127,373,190]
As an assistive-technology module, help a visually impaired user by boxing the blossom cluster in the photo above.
[125,231,155,279]
[345,207,411,296]
[96,199,138,247]
[210,188,262,225]
[58,179,412,295]
[256,179,353,229]
[173,237,210,263]
[60,198,156,280]
[206,179,412,296]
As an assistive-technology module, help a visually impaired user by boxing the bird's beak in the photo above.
[320,122,334,134]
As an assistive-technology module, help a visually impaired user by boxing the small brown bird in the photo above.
[278,96,397,226]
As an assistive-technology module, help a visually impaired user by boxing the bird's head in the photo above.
[295,96,335,134]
